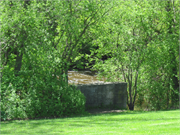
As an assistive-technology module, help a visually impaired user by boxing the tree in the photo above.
[52,0,112,82]
[90,0,179,110]
[141,0,179,109]
[90,0,151,110]
[1,0,31,77]
[0,0,86,119]
[0,0,113,120]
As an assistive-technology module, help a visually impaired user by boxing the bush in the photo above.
[1,111,7,121]
[1,73,86,121]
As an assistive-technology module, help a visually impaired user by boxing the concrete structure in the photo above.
[75,82,127,109]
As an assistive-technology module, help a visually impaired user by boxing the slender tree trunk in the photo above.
[171,64,179,106]
[14,49,23,77]
[128,102,134,111]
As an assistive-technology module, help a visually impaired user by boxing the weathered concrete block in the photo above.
[75,82,127,109]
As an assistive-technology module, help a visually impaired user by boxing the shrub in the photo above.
[1,73,86,120]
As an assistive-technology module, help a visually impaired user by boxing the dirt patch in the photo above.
[87,108,126,114]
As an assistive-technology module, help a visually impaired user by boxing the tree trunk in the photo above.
[171,66,179,106]
[14,49,23,77]
[128,103,134,111]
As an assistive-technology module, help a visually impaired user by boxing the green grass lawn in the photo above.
[1,110,180,135]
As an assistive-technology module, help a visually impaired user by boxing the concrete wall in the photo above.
[75,82,127,109]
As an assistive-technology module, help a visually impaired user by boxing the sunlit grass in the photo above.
[1,110,180,135]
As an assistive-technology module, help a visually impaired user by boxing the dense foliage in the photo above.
[0,0,179,120]
[90,0,179,110]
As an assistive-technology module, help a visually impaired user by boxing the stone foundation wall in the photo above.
[75,82,127,109]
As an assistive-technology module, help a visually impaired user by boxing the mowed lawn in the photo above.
[1,110,180,135]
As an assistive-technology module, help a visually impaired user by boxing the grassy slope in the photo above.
[1,110,180,135]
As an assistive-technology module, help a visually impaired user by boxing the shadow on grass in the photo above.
[1,110,147,123]
[2,109,179,123]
